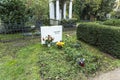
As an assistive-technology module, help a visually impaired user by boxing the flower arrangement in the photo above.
[56,41,65,49]
[43,35,54,47]
[78,58,85,67]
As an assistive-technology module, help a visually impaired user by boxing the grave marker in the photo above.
[41,25,62,44]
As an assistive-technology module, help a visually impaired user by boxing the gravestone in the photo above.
[41,25,62,44]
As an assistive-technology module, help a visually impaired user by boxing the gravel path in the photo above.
[90,68,120,80]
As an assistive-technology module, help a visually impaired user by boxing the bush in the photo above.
[0,0,32,33]
[61,18,77,28]
[103,19,120,27]
[77,23,120,58]
[0,22,32,33]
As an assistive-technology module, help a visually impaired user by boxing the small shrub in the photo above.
[61,18,77,28]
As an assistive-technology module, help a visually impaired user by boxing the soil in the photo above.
[89,68,120,80]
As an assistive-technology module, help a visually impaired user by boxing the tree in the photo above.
[109,0,120,19]
[22,0,49,27]
[73,0,101,20]
[97,0,115,20]
[0,0,32,33]
[23,0,49,20]
[73,0,116,20]
[0,0,31,23]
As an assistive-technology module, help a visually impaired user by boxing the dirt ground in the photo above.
[89,68,120,80]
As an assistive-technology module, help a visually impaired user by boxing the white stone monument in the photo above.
[41,26,62,44]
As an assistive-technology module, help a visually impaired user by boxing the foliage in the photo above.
[97,0,116,20]
[0,0,32,33]
[0,0,31,23]
[23,0,49,26]
[0,33,24,41]
[61,18,77,28]
[103,19,120,27]
[77,22,120,58]
[73,0,101,20]
[111,11,120,19]
[73,0,115,20]
[23,0,49,22]
[0,38,40,80]
[0,32,120,80]
[41,18,50,26]
[64,44,107,75]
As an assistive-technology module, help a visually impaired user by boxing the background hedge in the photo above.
[103,19,120,27]
[77,23,120,58]
[61,18,77,28]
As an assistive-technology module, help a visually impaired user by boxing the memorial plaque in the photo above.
[41,26,62,44]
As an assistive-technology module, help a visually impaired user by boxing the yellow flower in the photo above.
[56,41,65,47]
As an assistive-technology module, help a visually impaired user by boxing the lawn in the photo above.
[0,31,120,80]
[0,33,25,41]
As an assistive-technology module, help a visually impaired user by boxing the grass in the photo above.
[0,38,40,80]
[0,31,120,80]
[0,33,25,41]
[80,40,120,71]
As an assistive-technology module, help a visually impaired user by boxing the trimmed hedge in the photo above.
[103,19,120,27]
[77,23,120,58]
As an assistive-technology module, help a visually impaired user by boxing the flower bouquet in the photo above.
[78,58,85,67]
[56,41,65,49]
[43,35,54,47]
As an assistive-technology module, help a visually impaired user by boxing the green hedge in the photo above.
[103,19,120,27]
[77,23,120,58]
[61,18,77,28]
